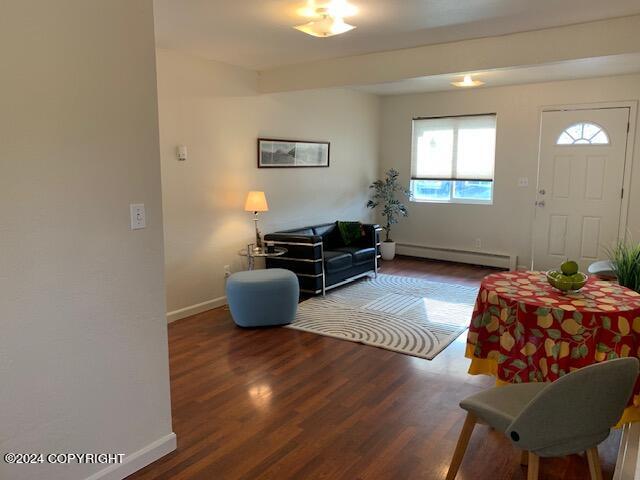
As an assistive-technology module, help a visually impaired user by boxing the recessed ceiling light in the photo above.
[451,74,485,88]
[294,2,357,38]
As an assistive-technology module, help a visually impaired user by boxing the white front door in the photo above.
[533,107,630,272]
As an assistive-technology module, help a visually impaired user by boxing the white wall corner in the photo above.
[84,433,176,480]
[166,296,227,323]
[613,423,640,480]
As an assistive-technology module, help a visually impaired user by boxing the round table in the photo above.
[238,244,287,270]
[467,270,640,425]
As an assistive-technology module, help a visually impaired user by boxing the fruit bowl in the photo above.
[546,270,588,292]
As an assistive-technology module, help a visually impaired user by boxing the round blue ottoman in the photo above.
[226,268,299,327]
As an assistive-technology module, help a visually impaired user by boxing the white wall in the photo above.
[0,2,173,479]
[156,49,380,319]
[379,74,640,269]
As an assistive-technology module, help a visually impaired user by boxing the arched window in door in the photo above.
[557,122,610,145]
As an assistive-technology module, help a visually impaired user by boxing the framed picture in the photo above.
[258,138,330,168]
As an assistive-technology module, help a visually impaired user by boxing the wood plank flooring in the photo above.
[128,256,620,480]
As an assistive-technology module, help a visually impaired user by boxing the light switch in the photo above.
[518,177,529,187]
[130,204,146,230]
[177,145,187,161]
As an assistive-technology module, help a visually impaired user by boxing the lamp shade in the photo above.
[244,191,269,212]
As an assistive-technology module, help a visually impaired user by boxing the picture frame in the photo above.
[257,138,330,168]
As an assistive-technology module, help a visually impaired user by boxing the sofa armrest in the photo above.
[263,233,322,245]
[263,232,323,264]
[264,231,324,282]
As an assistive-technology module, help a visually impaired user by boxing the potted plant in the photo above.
[606,240,640,292]
[366,169,411,261]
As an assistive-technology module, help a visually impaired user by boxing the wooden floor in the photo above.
[128,256,620,480]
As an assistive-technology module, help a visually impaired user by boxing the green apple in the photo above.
[556,278,573,291]
[569,273,584,282]
[570,273,586,290]
[561,260,579,276]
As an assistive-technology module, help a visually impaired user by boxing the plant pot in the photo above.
[380,241,396,261]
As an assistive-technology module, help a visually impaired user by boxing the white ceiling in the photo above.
[354,54,640,96]
[154,0,640,71]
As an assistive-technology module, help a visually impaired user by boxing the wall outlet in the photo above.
[475,238,482,249]
[224,265,231,278]
[130,203,146,230]
[518,177,529,187]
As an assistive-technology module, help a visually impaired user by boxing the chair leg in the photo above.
[586,447,603,480]
[521,450,529,466]
[527,452,539,480]
[445,412,477,480]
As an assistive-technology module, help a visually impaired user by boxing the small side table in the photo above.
[238,244,287,270]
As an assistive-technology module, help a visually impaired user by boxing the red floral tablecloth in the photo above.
[466,270,640,425]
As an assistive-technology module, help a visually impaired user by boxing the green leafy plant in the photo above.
[606,240,640,293]
[366,169,411,242]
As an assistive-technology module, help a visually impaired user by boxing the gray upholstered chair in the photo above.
[226,269,299,327]
[446,358,639,480]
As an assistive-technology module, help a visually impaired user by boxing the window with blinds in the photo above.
[410,114,496,204]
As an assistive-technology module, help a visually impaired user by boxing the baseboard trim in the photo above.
[396,242,516,270]
[85,432,176,480]
[166,296,227,323]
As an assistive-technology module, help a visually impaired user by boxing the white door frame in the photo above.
[532,100,638,269]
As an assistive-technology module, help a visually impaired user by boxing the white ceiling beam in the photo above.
[258,15,640,93]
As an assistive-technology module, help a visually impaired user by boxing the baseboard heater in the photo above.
[396,242,517,270]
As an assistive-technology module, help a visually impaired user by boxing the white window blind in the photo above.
[411,114,497,182]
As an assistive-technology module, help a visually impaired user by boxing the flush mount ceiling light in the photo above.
[294,2,357,38]
[451,74,485,88]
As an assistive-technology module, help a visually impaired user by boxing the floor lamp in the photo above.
[244,191,269,250]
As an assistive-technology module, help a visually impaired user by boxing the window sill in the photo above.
[411,198,494,206]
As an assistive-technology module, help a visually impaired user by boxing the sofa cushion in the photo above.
[314,223,343,249]
[337,221,365,245]
[323,250,352,273]
[335,246,376,265]
[313,223,336,237]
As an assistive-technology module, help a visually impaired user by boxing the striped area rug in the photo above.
[286,273,478,360]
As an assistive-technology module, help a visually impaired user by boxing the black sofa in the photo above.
[264,222,381,295]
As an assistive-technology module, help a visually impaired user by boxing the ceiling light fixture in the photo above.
[294,3,357,38]
[325,0,358,18]
[451,74,485,88]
